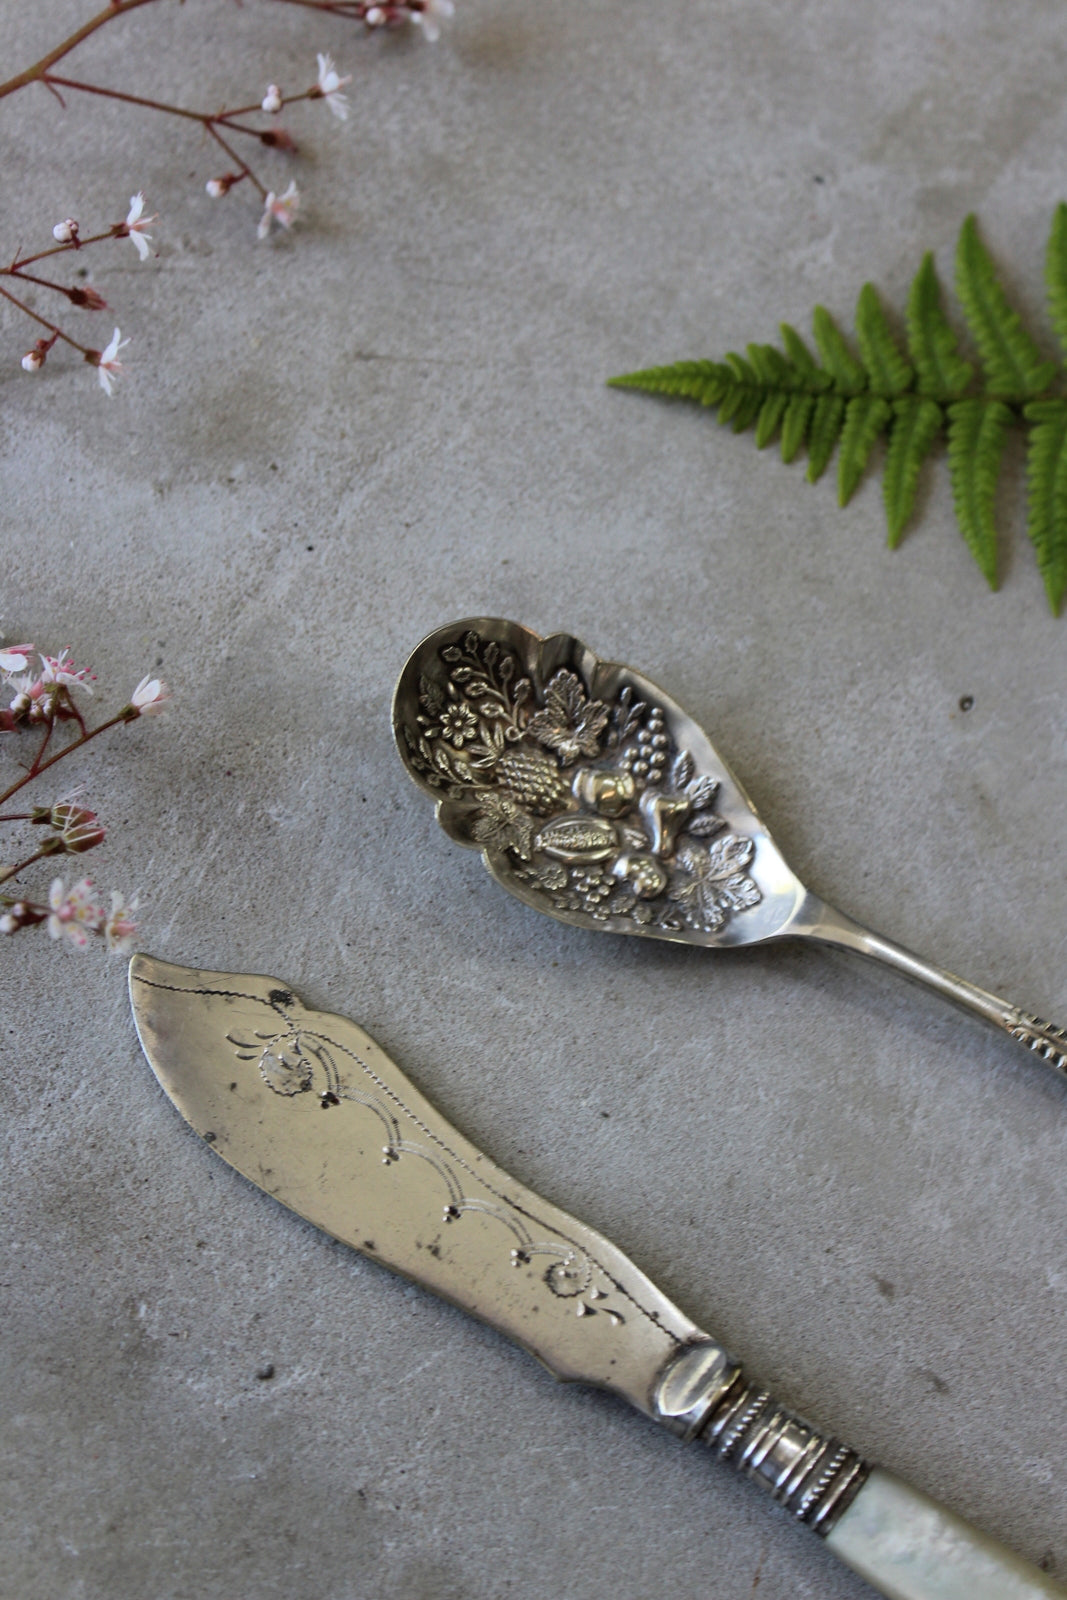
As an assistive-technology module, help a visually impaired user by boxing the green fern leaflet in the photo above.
[609,207,1067,614]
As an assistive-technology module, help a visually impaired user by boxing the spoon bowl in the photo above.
[394,618,1067,1085]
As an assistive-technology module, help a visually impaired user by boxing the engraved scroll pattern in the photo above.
[205,981,680,1333]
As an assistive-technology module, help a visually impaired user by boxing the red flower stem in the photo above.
[2,268,84,301]
[215,91,316,121]
[29,721,54,775]
[0,848,61,889]
[0,715,126,809]
[0,282,93,355]
[0,0,372,107]
[0,0,162,102]
[43,75,315,140]
[45,75,247,127]
[10,230,121,272]
[205,125,268,199]
[264,1,370,15]
[0,813,36,823]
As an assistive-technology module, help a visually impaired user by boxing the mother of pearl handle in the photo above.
[654,1348,1064,1600]
[825,1469,1066,1600]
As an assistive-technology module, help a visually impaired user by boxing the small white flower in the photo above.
[316,53,351,120]
[124,193,157,261]
[411,0,454,42]
[104,890,139,953]
[129,674,169,715]
[48,876,104,948]
[257,181,300,240]
[206,178,226,199]
[0,911,17,935]
[262,83,283,114]
[96,327,129,396]
[21,349,44,373]
[40,649,94,694]
[53,218,78,243]
[0,644,32,674]
[365,6,386,23]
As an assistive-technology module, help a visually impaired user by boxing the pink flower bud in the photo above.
[206,172,242,199]
[259,128,297,151]
[53,218,79,243]
[49,802,106,854]
[67,285,108,310]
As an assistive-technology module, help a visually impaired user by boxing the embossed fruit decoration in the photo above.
[494,746,569,813]
[571,765,637,817]
[617,705,670,790]
[611,852,670,899]
[405,628,763,938]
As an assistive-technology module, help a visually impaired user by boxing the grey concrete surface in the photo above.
[2,3,1066,1598]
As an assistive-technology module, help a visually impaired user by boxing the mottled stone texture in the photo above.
[2,3,1065,1598]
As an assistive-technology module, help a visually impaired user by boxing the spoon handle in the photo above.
[800,900,1067,1083]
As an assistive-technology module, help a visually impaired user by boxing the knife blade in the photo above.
[129,954,1064,1600]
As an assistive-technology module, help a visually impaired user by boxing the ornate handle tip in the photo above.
[1008,1013,1067,1080]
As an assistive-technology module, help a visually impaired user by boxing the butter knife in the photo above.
[129,954,1063,1600]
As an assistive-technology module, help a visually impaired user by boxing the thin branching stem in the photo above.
[30,721,54,774]
[3,268,83,301]
[0,848,62,889]
[206,125,267,197]
[0,283,92,355]
[0,0,371,106]
[8,230,115,271]
[0,715,126,810]
[0,0,162,101]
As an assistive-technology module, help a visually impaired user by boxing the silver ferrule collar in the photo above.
[651,1341,740,1441]
[652,1345,869,1535]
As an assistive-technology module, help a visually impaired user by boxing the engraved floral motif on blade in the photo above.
[403,628,762,937]
[224,1008,628,1324]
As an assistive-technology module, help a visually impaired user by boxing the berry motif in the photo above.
[495,747,569,813]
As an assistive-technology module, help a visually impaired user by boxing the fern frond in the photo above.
[947,398,1013,586]
[1045,203,1067,362]
[608,208,1067,609]
[747,342,791,389]
[755,390,790,449]
[806,393,847,482]
[955,215,1056,397]
[1024,398,1067,612]
[883,397,944,547]
[812,305,867,394]
[780,393,815,463]
[727,387,763,433]
[606,360,731,406]
[838,395,893,505]
[779,323,829,388]
[855,284,913,396]
[906,252,973,399]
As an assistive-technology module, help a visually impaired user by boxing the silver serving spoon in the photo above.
[393,618,1067,1084]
